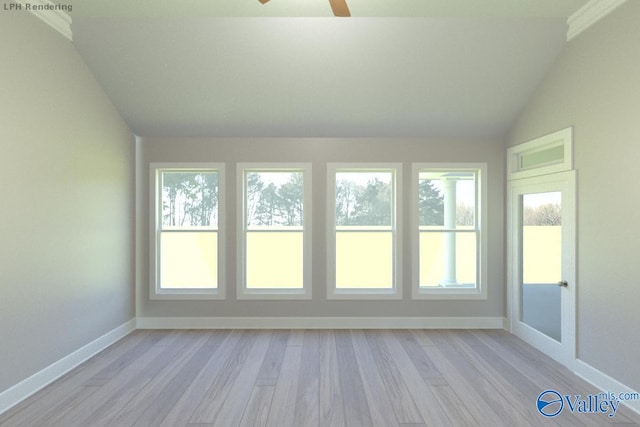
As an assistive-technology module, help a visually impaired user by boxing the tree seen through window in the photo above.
[162,172,218,227]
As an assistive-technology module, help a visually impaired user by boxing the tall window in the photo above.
[412,163,486,299]
[238,164,312,299]
[151,163,224,299]
[327,164,402,299]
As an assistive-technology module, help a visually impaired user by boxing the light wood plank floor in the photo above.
[1,329,639,427]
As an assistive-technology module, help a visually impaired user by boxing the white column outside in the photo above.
[441,177,458,286]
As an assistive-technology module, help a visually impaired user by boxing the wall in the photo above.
[507,1,640,391]
[0,12,135,393]
[138,137,504,320]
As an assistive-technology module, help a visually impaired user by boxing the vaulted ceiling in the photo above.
[67,0,592,137]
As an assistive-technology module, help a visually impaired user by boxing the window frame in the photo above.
[236,163,313,300]
[149,162,225,300]
[412,163,487,300]
[507,127,573,180]
[326,163,403,300]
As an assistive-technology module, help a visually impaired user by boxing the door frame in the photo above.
[507,170,576,367]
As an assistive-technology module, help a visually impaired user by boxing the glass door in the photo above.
[521,191,562,341]
[509,171,575,365]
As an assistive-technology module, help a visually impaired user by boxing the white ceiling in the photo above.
[70,0,590,137]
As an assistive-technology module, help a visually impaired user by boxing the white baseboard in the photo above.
[574,358,640,416]
[135,316,506,330]
[0,319,136,416]
[502,316,512,332]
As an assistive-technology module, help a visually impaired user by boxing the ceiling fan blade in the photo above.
[258,0,270,4]
[329,0,350,17]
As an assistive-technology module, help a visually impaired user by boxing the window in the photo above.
[327,164,402,299]
[150,163,224,299]
[507,127,573,180]
[237,164,312,299]
[412,163,486,299]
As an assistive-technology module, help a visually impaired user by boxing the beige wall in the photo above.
[507,2,640,390]
[0,13,135,393]
[139,137,505,318]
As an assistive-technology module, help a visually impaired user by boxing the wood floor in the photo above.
[1,329,638,427]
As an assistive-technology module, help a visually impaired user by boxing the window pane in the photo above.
[160,231,217,289]
[419,232,476,288]
[243,168,307,293]
[162,172,218,228]
[246,230,303,289]
[522,192,562,284]
[335,171,392,227]
[520,145,564,170]
[418,172,475,229]
[521,192,562,341]
[336,231,393,289]
[246,171,303,227]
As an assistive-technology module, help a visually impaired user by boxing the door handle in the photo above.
[557,280,568,287]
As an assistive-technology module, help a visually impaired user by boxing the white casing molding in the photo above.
[567,0,627,41]
[135,316,506,330]
[15,0,72,41]
[0,319,135,416]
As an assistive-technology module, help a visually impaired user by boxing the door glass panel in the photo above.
[521,191,562,341]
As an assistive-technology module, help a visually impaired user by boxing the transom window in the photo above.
[327,164,402,299]
[237,164,312,299]
[150,163,225,299]
[412,164,487,299]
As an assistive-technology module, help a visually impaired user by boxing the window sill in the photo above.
[236,289,312,300]
[150,289,225,300]
[327,289,403,300]
[412,287,486,300]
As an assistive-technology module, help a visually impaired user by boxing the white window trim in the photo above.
[326,163,403,300]
[411,163,487,300]
[507,127,573,181]
[149,162,225,300]
[236,163,312,300]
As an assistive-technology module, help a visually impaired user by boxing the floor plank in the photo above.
[132,330,231,427]
[441,330,565,426]
[472,330,636,426]
[292,330,321,426]
[381,331,460,426]
[0,331,152,427]
[211,332,271,426]
[157,331,244,427]
[428,330,538,427]
[393,330,448,386]
[335,330,375,427]
[239,385,274,427]
[188,330,266,424]
[363,330,424,424]
[266,343,302,427]
[50,336,178,427]
[318,330,346,427]
[350,329,399,427]
[1,329,639,427]
[94,331,212,427]
[255,330,290,386]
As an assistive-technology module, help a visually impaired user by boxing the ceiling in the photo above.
[69,0,590,138]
